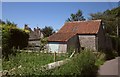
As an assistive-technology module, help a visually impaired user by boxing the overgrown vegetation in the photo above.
[89,6,120,56]
[2,48,106,76]
[39,50,103,76]
[90,6,120,36]
[1,21,29,60]
[110,36,120,56]
[2,51,68,76]
[94,51,105,67]
[0,59,2,71]
[39,37,48,51]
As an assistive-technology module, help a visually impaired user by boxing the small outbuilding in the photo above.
[48,33,79,53]
[48,20,112,53]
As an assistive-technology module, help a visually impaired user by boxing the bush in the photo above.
[104,50,118,60]
[2,23,29,60]
[45,50,98,76]
[94,51,105,67]
[110,36,120,56]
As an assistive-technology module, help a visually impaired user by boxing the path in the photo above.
[98,57,120,77]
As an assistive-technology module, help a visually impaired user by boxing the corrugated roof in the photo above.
[58,20,101,34]
[48,33,76,42]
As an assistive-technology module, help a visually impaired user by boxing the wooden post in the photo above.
[69,49,76,58]
[54,52,56,62]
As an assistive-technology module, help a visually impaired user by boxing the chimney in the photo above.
[34,28,36,32]
[36,27,40,34]
[24,24,28,30]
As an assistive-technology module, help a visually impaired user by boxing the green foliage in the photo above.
[66,9,86,22]
[0,59,2,71]
[2,52,68,76]
[45,50,98,76]
[104,50,118,60]
[89,6,120,36]
[3,52,53,70]
[105,36,120,57]
[10,29,29,49]
[94,51,105,67]
[41,26,55,37]
[67,46,75,57]
[39,37,48,51]
[1,21,29,59]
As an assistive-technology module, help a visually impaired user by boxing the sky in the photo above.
[2,2,118,31]
[1,0,120,2]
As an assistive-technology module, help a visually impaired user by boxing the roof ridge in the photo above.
[65,19,102,24]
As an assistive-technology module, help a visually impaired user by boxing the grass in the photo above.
[2,50,106,76]
[40,50,99,76]
[2,51,68,75]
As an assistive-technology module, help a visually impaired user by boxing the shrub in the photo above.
[104,50,118,60]
[46,50,98,76]
[110,36,120,56]
[2,23,29,60]
[94,51,105,67]
[39,37,48,51]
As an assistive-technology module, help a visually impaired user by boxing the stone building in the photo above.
[24,25,44,50]
[47,20,112,53]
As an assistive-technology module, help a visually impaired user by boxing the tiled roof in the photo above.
[58,20,101,34]
[48,20,102,42]
[48,33,76,42]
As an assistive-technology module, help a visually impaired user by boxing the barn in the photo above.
[47,20,112,53]
[48,33,80,53]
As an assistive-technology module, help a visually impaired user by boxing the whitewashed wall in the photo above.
[48,42,67,53]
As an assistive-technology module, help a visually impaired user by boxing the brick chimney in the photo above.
[24,24,28,30]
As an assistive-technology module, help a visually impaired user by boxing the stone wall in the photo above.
[28,40,40,46]
[28,40,40,50]
[78,35,96,51]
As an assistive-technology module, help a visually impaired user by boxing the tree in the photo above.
[1,21,29,59]
[89,6,120,56]
[10,28,29,49]
[89,6,120,36]
[66,10,86,22]
[41,26,55,37]
[39,37,48,51]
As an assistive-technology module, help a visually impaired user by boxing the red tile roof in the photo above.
[58,20,101,34]
[48,20,102,42]
[48,33,76,42]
